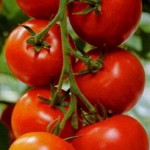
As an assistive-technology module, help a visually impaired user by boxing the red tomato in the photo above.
[72,115,149,150]
[11,88,77,139]
[73,48,145,114]
[9,132,75,150]
[5,19,74,87]
[68,1,142,47]
[16,0,59,19]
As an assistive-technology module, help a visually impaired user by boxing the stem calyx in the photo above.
[74,0,101,15]
[20,24,50,52]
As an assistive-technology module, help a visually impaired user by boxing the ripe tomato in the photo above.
[68,0,142,47]
[73,48,145,114]
[5,19,74,87]
[11,88,77,139]
[16,0,59,19]
[9,132,75,150]
[72,115,149,150]
[1,104,15,142]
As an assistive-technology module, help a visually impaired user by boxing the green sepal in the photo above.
[20,24,50,52]
[26,37,50,52]
[73,69,89,76]
[64,135,82,141]
[46,117,61,135]
[56,106,67,114]
[19,24,35,36]
[38,95,51,105]
[73,6,95,15]
[42,41,51,49]
[26,37,36,46]
[71,111,79,129]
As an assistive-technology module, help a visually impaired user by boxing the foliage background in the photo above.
[0,0,150,149]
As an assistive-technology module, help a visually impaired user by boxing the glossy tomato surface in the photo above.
[9,132,75,150]
[16,0,59,19]
[11,88,77,139]
[5,19,66,86]
[73,48,145,114]
[68,0,142,47]
[72,115,149,150]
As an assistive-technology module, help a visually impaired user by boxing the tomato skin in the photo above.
[68,1,142,47]
[5,19,74,87]
[11,88,77,139]
[72,115,149,150]
[16,0,59,19]
[9,132,75,150]
[73,48,145,114]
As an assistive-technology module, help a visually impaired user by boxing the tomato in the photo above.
[16,0,59,19]
[9,132,75,150]
[68,0,142,47]
[1,104,15,142]
[11,87,77,139]
[5,19,74,87]
[72,115,149,150]
[73,48,145,114]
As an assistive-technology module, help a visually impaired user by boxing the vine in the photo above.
[25,0,102,135]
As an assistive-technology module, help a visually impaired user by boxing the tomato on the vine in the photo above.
[5,19,74,87]
[73,48,145,114]
[16,0,60,19]
[68,0,142,47]
[9,132,75,150]
[11,88,77,139]
[72,115,149,150]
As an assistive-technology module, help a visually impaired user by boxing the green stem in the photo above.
[57,93,77,135]
[68,67,96,113]
[50,0,97,133]
[35,0,68,42]
[69,48,89,64]
[94,0,100,4]
[79,0,100,5]
[33,0,97,134]
[50,0,69,106]
[69,48,102,72]
[57,0,97,113]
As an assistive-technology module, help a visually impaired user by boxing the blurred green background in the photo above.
[0,0,150,149]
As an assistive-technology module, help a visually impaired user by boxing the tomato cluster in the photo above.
[2,0,149,150]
